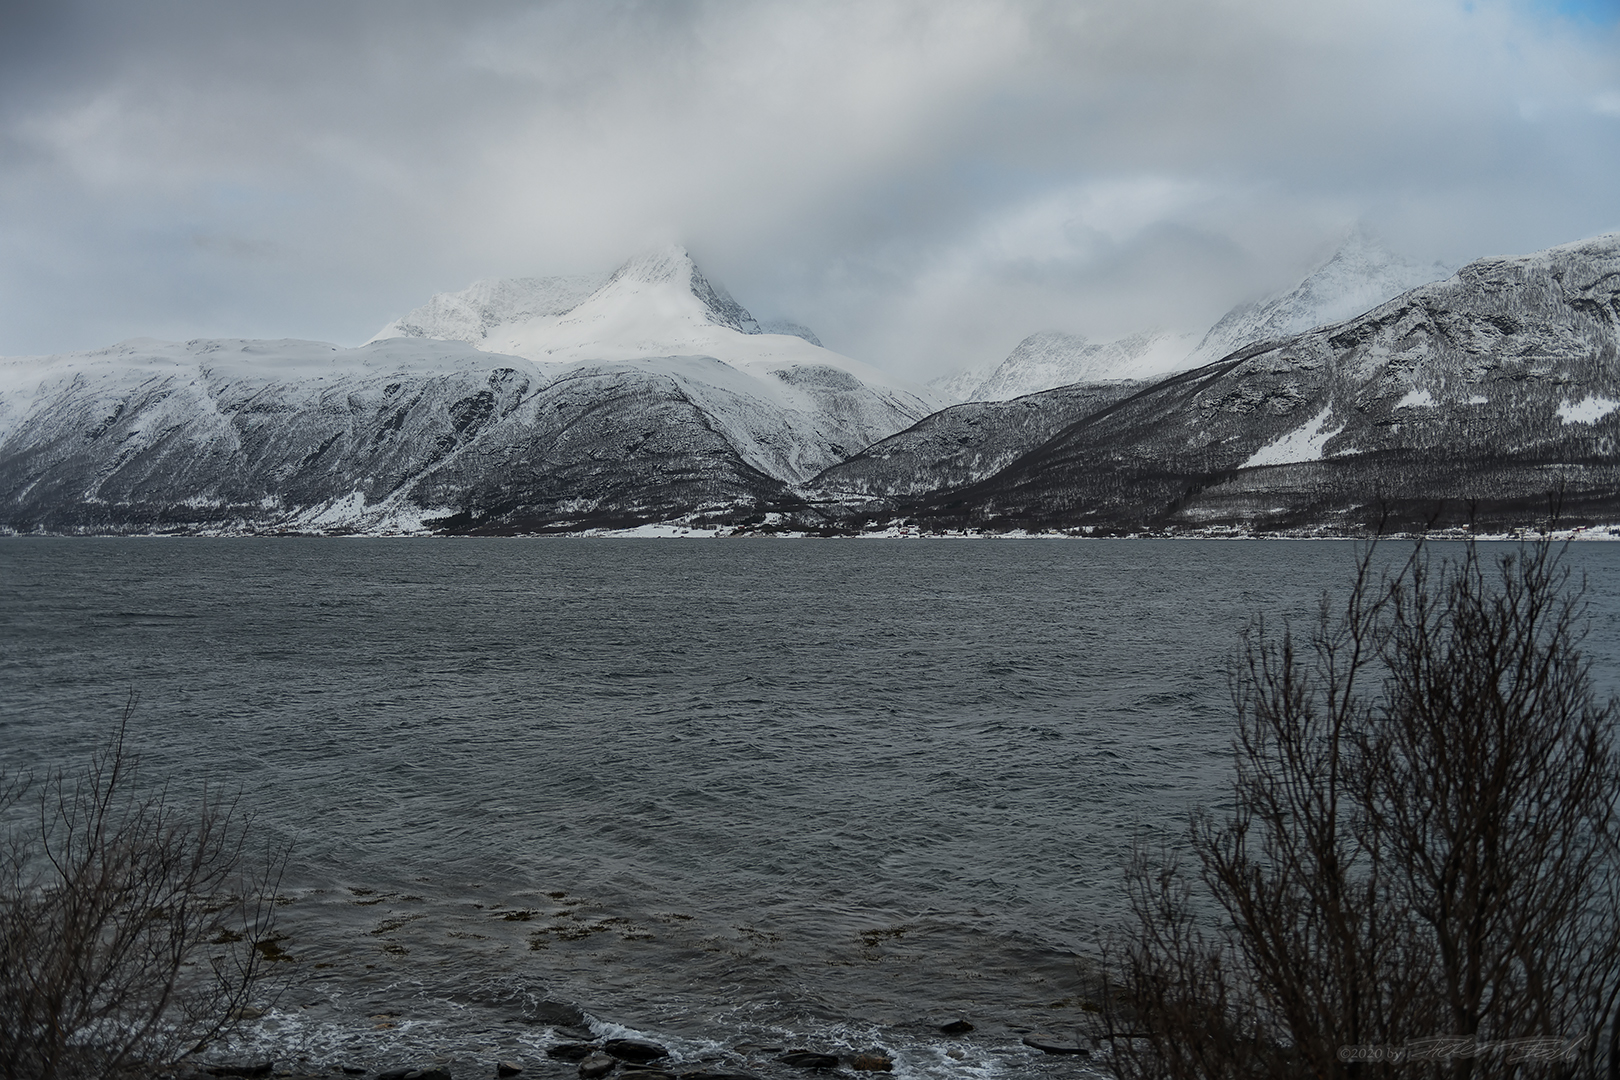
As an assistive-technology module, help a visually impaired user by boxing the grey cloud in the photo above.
[0,0,1616,377]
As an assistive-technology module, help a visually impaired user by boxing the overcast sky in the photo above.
[2,0,1617,379]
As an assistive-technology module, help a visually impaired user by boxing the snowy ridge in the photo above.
[370,275,608,345]
[935,329,1199,404]
[1187,229,1452,366]
[758,318,822,347]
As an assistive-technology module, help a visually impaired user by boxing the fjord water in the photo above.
[4,538,1619,1079]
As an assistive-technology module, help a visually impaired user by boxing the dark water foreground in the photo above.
[4,538,1618,1080]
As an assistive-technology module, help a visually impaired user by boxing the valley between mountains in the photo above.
[2,233,1617,537]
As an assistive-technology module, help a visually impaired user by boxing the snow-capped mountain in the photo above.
[369,245,934,479]
[931,230,1451,406]
[373,245,849,376]
[372,246,934,477]
[0,249,934,534]
[3,233,1615,536]
[895,233,1620,533]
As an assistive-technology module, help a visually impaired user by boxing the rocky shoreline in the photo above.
[173,1008,1101,1080]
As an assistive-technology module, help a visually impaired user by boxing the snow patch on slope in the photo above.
[1243,408,1343,468]
[1557,396,1620,424]
[1396,388,1436,409]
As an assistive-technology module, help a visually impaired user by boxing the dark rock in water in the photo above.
[851,1052,894,1071]
[534,999,591,1029]
[618,1070,675,1080]
[377,1068,453,1080]
[678,1073,764,1080]
[1021,1034,1090,1056]
[777,1051,839,1069]
[340,1069,367,1077]
[578,1052,616,1079]
[547,1043,600,1061]
[496,1063,524,1077]
[938,1020,974,1035]
[604,1039,667,1063]
[203,1064,274,1078]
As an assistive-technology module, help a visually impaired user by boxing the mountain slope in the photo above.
[0,333,950,533]
[910,234,1620,532]
[0,339,801,534]
[806,381,1147,500]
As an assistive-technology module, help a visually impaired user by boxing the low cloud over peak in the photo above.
[1,0,1616,378]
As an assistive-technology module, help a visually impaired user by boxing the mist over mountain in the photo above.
[372,246,764,355]
[932,232,1453,407]
[368,275,611,347]
[371,245,825,364]
[1183,228,1453,368]
[932,330,1195,404]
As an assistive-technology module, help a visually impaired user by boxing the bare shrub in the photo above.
[1098,539,1620,1079]
[0,699,284,1080]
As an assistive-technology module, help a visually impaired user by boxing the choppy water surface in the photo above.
[3,538,1618,1080]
